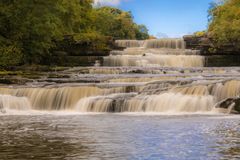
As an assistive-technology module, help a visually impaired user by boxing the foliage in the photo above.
[93,7,149,40]
[148,35,157,39]
[0,1,149,67]
[1,0,63,64]
[135,25,149,40]
[74,30,110,51]
[0,44,23,67]
[208,0,240,49]
[194,31,206,37]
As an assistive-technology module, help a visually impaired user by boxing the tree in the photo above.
[135,24,149,40]
[93,6,149,40]
[208,0,240,50]
[0,0,93,65]
[0,1,149,67]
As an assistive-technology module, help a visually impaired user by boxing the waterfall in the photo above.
[210,80,240,101]
[143,39,186,49]
[0,95,31,111]
[110,48,200,56]
[0,80,239,113]
[1,38,239,114]
[105,38,204,67]
[75,93,137,112]
[74,80,240,113]
[74,92,215,113]
[115,40,145,48]
[114,39,186,49]
[0,85,138,111]
[171,80,240,101]
[0,87,102,110]
[104,54,204,67]
[125,93,215,113]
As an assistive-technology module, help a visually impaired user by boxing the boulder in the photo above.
[215,97,240,114]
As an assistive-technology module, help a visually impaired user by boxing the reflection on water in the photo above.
[213,120,240,160]
[0,116,92,160]
[0,114,239,160]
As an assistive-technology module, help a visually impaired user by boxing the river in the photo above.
[0,114,239,160]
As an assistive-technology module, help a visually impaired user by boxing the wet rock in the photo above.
[125,86,137,93]
[99,93,137,113]
[183,34,240,55]
[108,99,126,112]
[47,74,70,79]
[0,78,13,84]
[128,69,145,74]
[183,35,212,54]
[215,97,240,114]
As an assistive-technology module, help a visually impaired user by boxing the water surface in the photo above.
[0,114,239,160]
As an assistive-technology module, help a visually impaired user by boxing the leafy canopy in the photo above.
[0,0,149,67]
[208,0,240,49]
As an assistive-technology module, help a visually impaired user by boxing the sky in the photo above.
[94,0,214,38]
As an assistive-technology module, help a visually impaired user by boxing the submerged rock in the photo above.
[0,103,6,114]
[0,109,6,114]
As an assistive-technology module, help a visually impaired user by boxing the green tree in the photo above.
[135,24,149,40]
[208,0,240,50]
[0,0,93,65]
[0,1,149,67]
[0,44,23,67]
[1,0,62,64]
[93,6,149,40]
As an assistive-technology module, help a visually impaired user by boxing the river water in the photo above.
[0,113,239,160]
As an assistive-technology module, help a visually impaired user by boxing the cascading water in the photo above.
[0,85,139,111]
[125,93,215,113]
[115,40,145,48]
[0,95,31,112]
[143,39,186,49]
[115,39,186,49]
[104,38,204,67]
[104,54,204,67]
[73,80,240,113]
[1,79,240,113]
[1,38,240,114]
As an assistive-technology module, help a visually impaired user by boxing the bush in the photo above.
[0,45,23,67]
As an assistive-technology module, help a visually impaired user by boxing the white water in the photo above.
[143,39,186,49]
[115,39,186,49]
[115,40,145,48]
[0,39,239,114]
[0,86,133,111]
[0,95,31,111]
[104,38,204,67]
[104,54,204,67]
[125,93,215,113]
[0,80,239,113]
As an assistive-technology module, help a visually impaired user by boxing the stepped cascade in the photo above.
[1,38,240,114]
[104,39,204,67]
[104,54,204,67]
[115,39,186,49]
[1,80,240,113]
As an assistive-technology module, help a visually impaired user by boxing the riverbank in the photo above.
[184,35,240,55]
